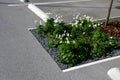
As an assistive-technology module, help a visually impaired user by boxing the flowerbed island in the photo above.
[30,15,120,70]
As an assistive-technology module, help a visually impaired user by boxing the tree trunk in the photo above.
[105,0,113,26]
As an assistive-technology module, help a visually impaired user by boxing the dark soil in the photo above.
[100,21,120,38]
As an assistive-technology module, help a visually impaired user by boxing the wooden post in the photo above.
[105,0,113,26]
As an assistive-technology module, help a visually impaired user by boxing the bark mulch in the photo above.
[100,21,120,38]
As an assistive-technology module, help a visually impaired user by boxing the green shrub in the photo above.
[45,18,55,34]
[36,25,44,35]
[36,15,120,66]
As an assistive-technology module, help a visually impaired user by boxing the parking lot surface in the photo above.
[0,0,120,80]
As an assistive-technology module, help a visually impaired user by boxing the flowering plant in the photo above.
[36,15,120,66]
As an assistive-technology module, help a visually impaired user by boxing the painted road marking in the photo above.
[28,4,49,22]
[98,16,120,20]
[63,55,120,72]
[107,68,120,80]
[8,0,92,6]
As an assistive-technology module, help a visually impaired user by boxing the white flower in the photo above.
[72,20,79,27]
[71,23,74,26]
[58,34,61,39]
[90,17,94,22]
[109,36,113,39]
[74,20,79,27]
[67,33,70,36]
[60,37,63,40]
[79,23,82,26]
[54,23,57,26]
[81,21,83,24]
[54,15,63,23]
[97,23,100,26]
[59,41,62,43]
[83,32,85,35]
[46,12,52,15]
[75,25,78,28]
[55,19,58,23]
[86,16,90,21]
[66,40,70,44]
[109,42,112,45]
[66,37,68,41]
[93,24,97,28]
[56,34,58,38]
[64,30,66,33]
[89,25,91,27]
[75,13,80,19]
[62,33,65,37]
[70,34,72,37]
[65,37,70,44]
[83,15,87,18]
[75,20,79,25]
[73,40,76,44]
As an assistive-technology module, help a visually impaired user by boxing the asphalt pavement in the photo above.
[0,0,120,80]
[31,0,120,22]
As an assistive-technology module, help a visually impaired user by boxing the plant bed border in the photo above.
[29,17,120,72]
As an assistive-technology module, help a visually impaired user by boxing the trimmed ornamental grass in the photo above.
[30,16,120,70]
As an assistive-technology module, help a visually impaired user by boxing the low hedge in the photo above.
[36,15,120,66]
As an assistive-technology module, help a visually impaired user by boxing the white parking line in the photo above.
[8,0,92,6]
[30,0,92,6]
[107,68,120,80]
[63,55,120,72]
[98,16,120,20]
[28,4,49,22]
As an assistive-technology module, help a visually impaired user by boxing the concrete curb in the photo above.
[28,28,36,31]
[28,4,49,22]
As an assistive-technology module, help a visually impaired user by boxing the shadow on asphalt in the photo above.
[115,6,120,9]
